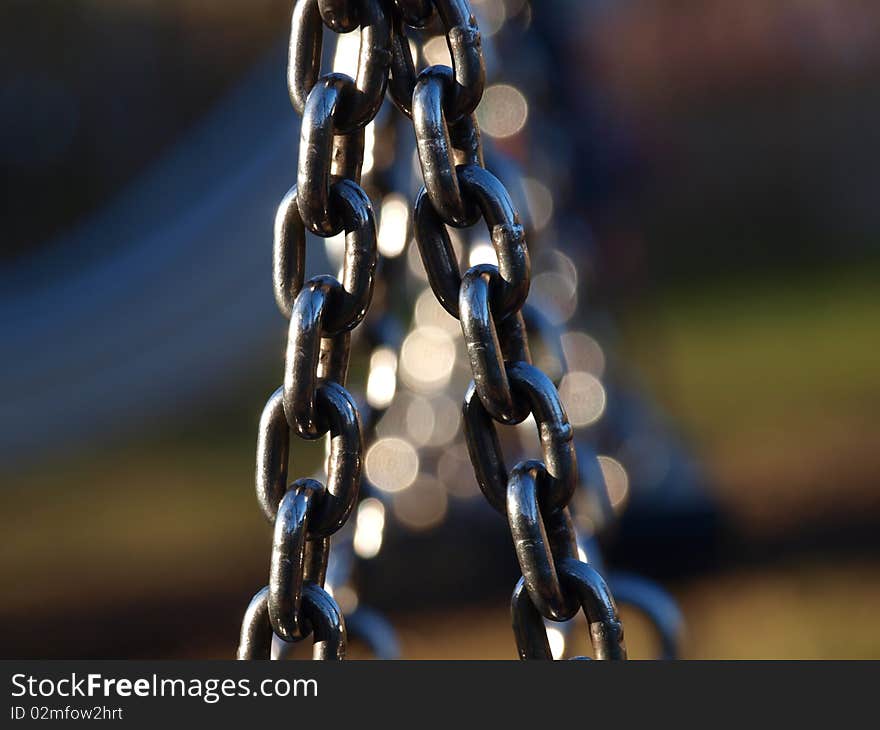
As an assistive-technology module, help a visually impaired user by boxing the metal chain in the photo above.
[393,1,626,660]
[238,0,393,660]
[239,0,630,660]
[485,5,684,658]
[305,103,409,661]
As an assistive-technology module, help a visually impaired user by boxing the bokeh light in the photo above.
[366,347,398,410]
[365,437,420,493]
[558,371,607,428]
[468,240,497,267]
[414,288,461,335]
[561,331,606,378]
[353,498,386,559]
[400,326,457,392]
[392,475,448,531]
[378,193,409,258]
[546,626,566,660]
[477,84,528,138]
[523,177,554,232]
[597,456,630,513]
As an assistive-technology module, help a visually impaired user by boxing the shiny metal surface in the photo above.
[393,0,433,28]
[274,179,377,330]
[237,586,274,660]
[462,362,576,514]
[273,185,306,320]
[298,76,352,235]
[413,66,482,225]
[256,387,290,523]
[559,559,627,660]
[414,164,529,320]
[309,382,363,536]
[289,0,391,133]
[511,559,627,661]
[238,583,346,660]
[283,278,338,437]
[459,265,523,423]
[507,461,579,621]
[388,0,484,120]
[318,0,359,33]
[269,480,323,640]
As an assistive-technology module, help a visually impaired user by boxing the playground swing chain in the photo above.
[238,0,629,661]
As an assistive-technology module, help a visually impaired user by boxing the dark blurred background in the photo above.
[2,0,879,658]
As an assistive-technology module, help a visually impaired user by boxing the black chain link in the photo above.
[398,2,627,660]
[239,0,627,660]
[237,0,393,661]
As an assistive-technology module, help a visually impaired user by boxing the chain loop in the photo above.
[255,387,289,524]
[297,76,359,236]
[413,66,483,226]
[462,361,577,513]
[309,381,363,535]
[283,278,340,437]
[459,264,531,423]
[387,10,417,117]
[393,0,433,27]
[414,164,530,319]
[237,587,273,660]
[507,461,580,621]
[388,0,484,120]
[274,179,377,328]
[241,0,392,662]
[237,584,346,660]
[256,382,361,535]
[273,186,306,319]
[288,0,324,117]
[289,0,391,132]
[561,559,627,660]
[318,0,359,33]
[269,479,327,640]
[456,165,530,317]
[511,559,627,661]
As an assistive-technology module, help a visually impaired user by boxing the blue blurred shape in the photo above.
[0,45,316,470]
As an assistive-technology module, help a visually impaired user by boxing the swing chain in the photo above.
[238,0,393,660]
[398,1,627,659]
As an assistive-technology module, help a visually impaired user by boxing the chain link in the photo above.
[240,0,631,660]
[398,2,626,659]
[289,0,391,132]
[387,0,484,120]
[238,0,394,661]
[511,559,626,660]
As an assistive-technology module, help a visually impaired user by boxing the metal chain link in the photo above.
[302,102,411,661]
[237,0,393,661]
[395,1,627,659]
[239,0,630,660]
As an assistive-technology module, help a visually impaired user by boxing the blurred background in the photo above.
[2,0,878,659]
